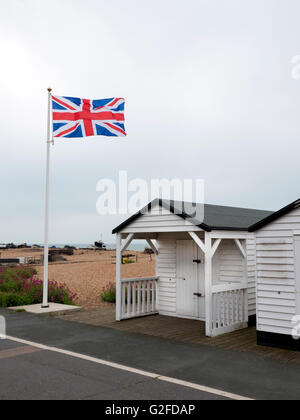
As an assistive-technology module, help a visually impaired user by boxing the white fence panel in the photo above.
[120,277,159,320]
[212,284,248,336]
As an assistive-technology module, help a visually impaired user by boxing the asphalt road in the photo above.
[0,338,227,400]
[1,308,300,400]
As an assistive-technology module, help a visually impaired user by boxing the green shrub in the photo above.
[101,282,116,303]
[0,292,32,307]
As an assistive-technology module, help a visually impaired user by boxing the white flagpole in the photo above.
[42,87,53,308]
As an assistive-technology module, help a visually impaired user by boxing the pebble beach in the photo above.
[0,248,156,309]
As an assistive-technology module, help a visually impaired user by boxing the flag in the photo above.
[52,96,126,138]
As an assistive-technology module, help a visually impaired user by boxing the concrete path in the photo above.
[1,309,300,400]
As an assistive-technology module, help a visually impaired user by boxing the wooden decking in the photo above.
[57,307,300,364]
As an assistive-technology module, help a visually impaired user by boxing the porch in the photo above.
[116,230,249,337]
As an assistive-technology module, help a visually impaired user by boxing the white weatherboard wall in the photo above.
[120,204,202,234]
[255,207,300,336]
[156,233,255,318]
[294,237,300,319]
[212,236,256,317]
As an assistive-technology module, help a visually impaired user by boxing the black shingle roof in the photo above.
[197,203,273,230]
[112,199,274,234]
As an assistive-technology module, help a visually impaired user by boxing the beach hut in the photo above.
[112,199,272,337]
[249,198,300,350]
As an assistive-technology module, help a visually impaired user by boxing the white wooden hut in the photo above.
[249,198,300,350]
[113,199,272,337]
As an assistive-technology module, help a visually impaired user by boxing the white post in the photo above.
[116,233,122,321]
[205,232,213,337]
[42,87,52,308]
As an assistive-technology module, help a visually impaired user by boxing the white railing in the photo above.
[211,283,248,337]
[120,277,159,320]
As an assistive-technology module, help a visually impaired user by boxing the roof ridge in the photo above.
[249,198,300,231]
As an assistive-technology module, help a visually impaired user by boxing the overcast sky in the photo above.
[1,0,300,244]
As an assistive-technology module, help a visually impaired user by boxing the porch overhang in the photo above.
[115,229,249,337]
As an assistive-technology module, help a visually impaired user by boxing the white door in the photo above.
[176,240,205,319]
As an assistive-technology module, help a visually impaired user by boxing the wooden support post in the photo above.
[205,232,213,337]
[233,239,248,322]
[242,240,249,323]
[234,239,246,259]
[146,238,158,255]
[116,233,122,321]
[188,232,206,254]
[189,231,213,337]
[121,233,135,253]
[211,238,222,258]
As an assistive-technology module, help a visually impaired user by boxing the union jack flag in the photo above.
[52,96,126,138]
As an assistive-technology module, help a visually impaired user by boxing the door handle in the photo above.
[193,259,202,264]
[193,293,202,297]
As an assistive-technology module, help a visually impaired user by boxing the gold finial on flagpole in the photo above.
[47,87,52,93]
